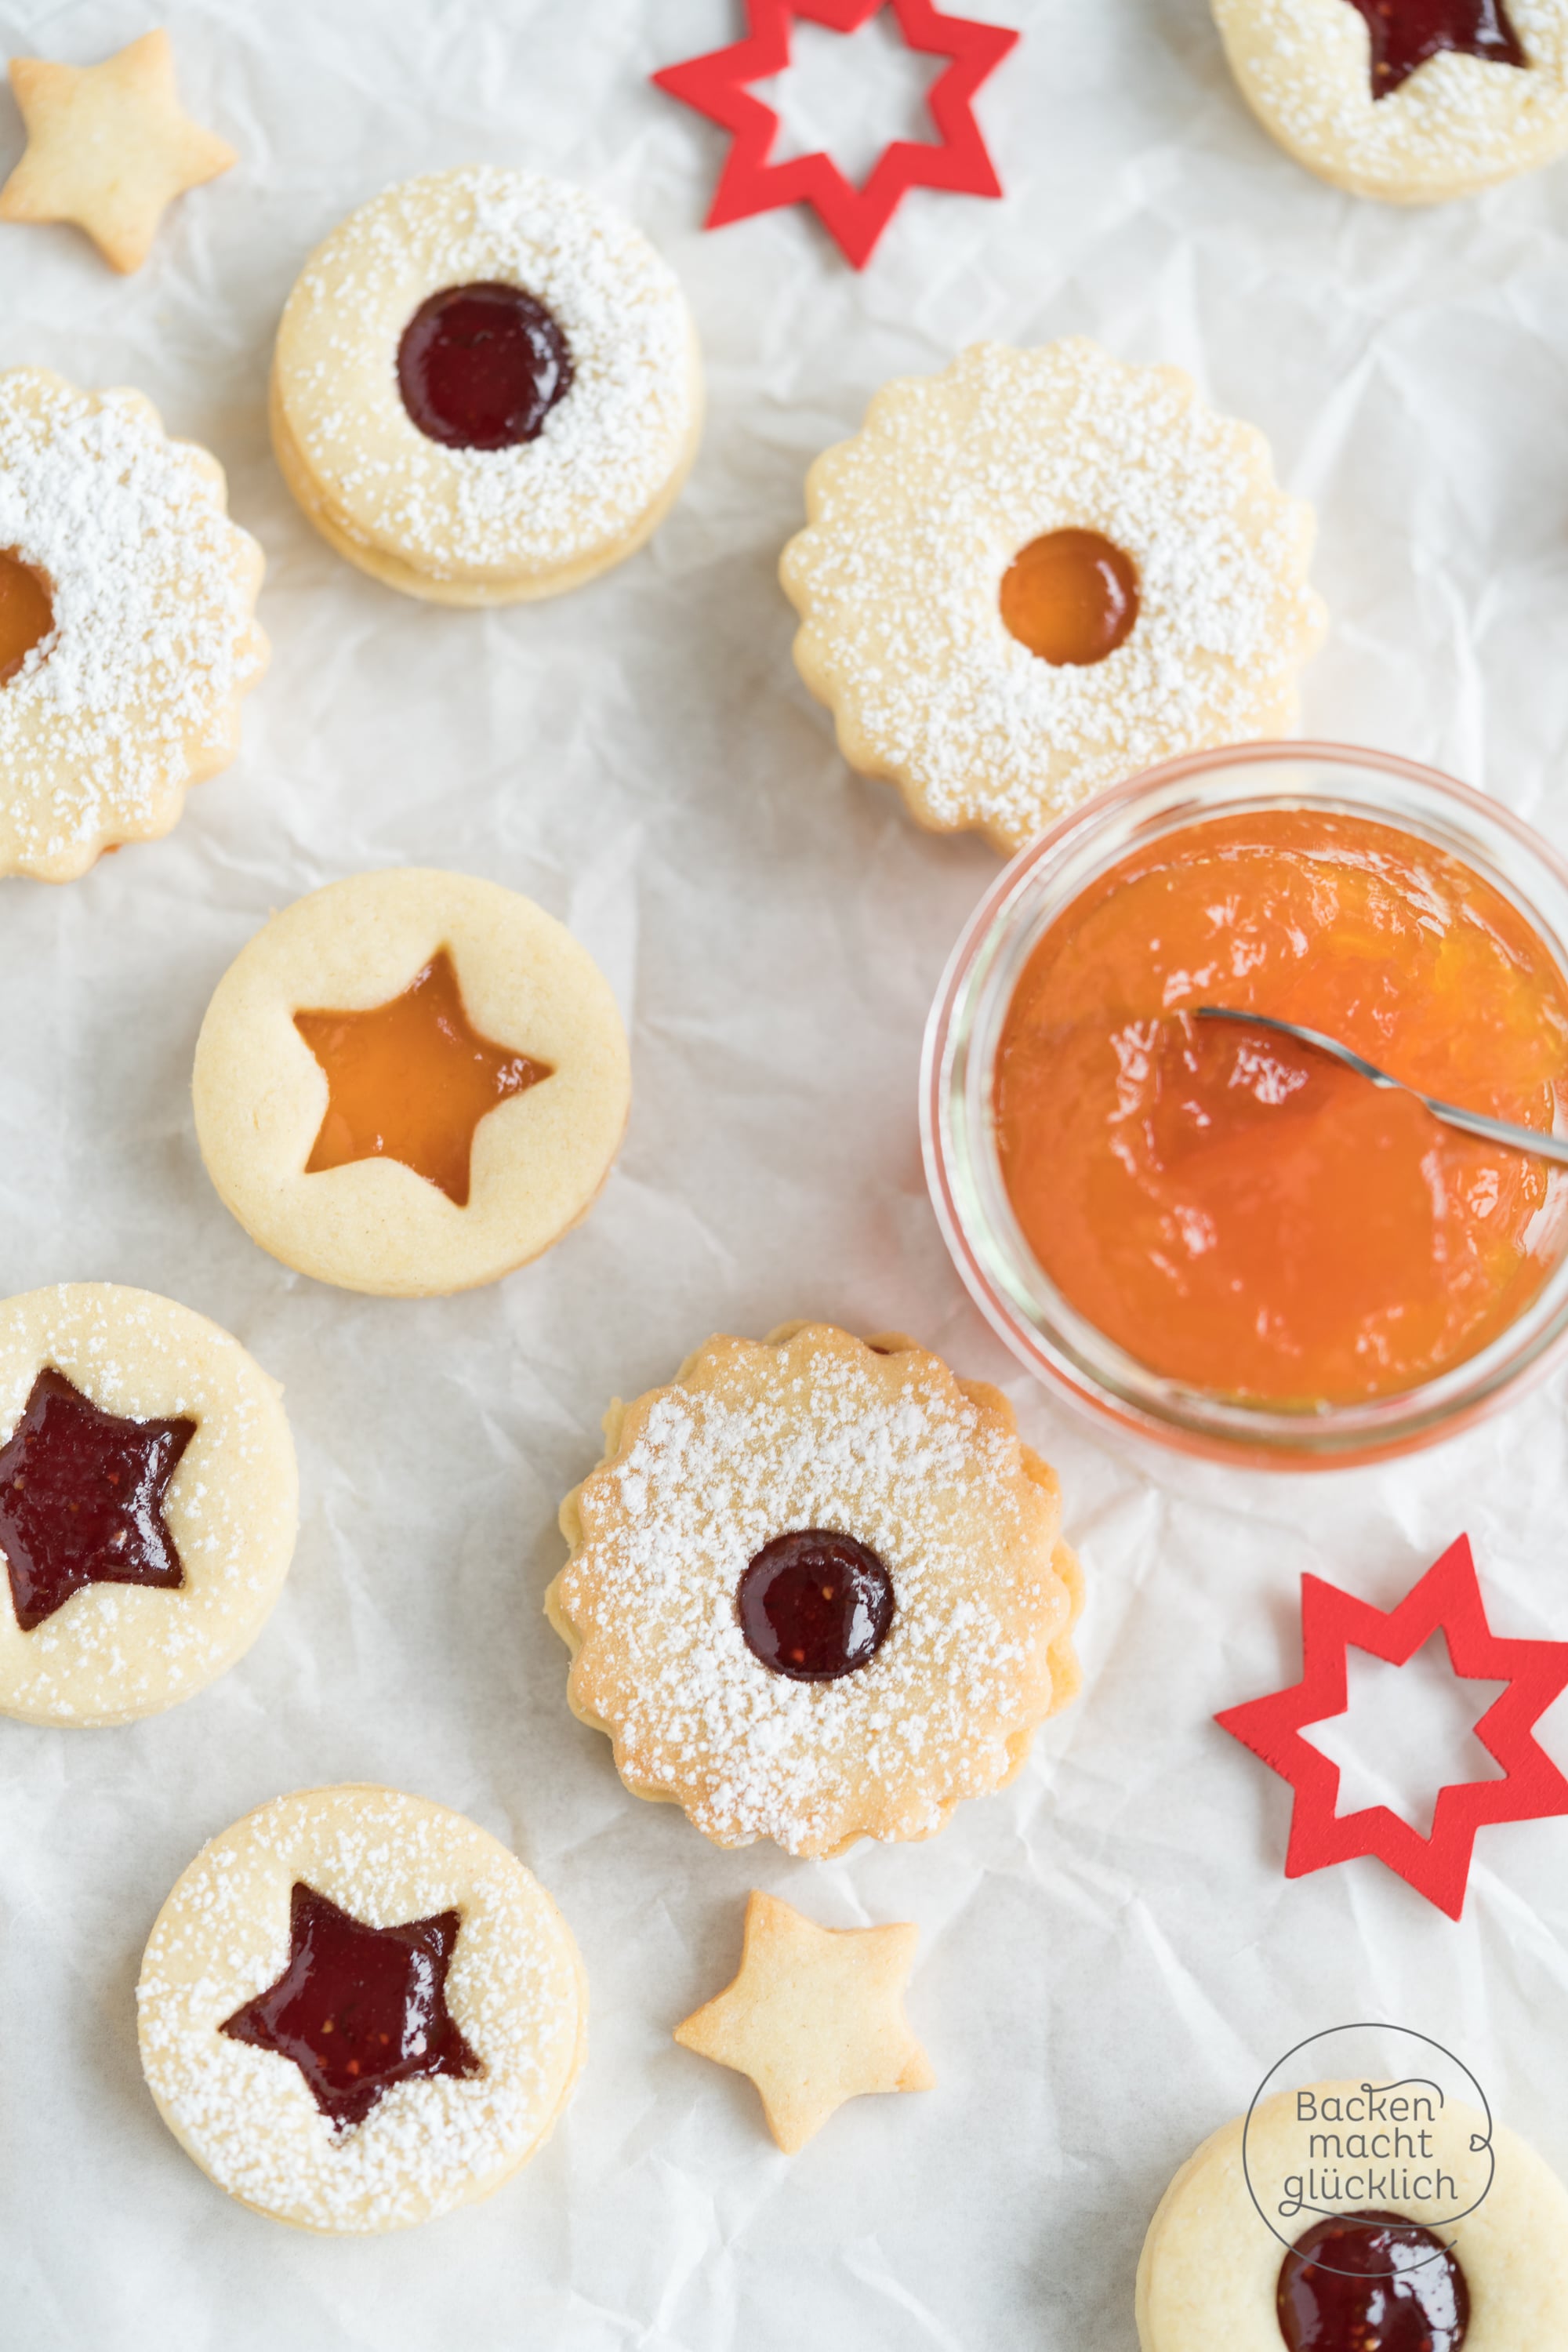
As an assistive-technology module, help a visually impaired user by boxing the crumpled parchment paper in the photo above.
[2,1,1568,2345]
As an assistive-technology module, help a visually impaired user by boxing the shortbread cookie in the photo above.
[780,339,1325,854]
[0,368,266,881]
[674,1891,934,2154]
[271,167,703,604]
[1137,2082,1568,2349]
[0,29,235,274]
[138,1786,586,2234]
[548,1322,1085,1858]
[193,869,630,1298]
[0,1284,297,1726]
[1213,0,1568,202]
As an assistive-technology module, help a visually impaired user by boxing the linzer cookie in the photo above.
[137,1786,586,2234]
[1212,0,1568,201]
[1136,2081,1568,2349]
[0,1284,297,1726]
[192,869,630,1298]
[0,368,266,881]
[548,1323,1085,1858]
[780,339,1324,854]
[270,166,703,604]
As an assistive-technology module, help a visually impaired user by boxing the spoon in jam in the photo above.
[1196,1006,1568,1168]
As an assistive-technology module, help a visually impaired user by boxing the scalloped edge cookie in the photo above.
[548,1322,1084,1859]
[782,339,1324,855]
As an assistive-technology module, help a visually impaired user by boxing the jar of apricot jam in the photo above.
[923,745,1568,1467]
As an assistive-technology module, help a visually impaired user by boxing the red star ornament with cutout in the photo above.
[1216,1536,1568,1921]
[652,0,1019,269]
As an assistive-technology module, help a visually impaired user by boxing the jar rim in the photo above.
[920,740,1568,1470]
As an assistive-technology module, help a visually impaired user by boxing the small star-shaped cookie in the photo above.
[0,29,235,274]
[674,1891,935,2153]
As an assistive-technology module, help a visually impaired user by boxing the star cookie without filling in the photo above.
[1,30,235,274]
[674,1891,935,2153]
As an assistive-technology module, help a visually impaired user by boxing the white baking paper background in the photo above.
[3,1,1568,2344]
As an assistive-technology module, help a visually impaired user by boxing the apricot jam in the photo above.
[0,550,53,684]
[994,809,1568,1406]
[1000,531,1139,666]
[294,949,552,1209]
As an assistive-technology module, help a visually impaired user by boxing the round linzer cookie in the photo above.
[137,1786,586,2234]
[0,368,267,881]
[271,166,703,604]
[781,339,1324,856]
[547,1322,1085,1859]
[192,869,631,1298]
[1136,2081,1568,2349]
[0,1284,297,1726]
[1212,0,1568,201]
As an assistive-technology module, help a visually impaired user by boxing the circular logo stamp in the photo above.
[1242,2024,1494,2279]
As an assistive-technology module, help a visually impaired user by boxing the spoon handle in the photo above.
[1194,1005,1568,1170]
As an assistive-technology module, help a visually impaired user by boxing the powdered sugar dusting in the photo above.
[137,1788,583,2234]
[783,341,1323,854]
[277,167,696,579]
[554,1330,1077,1858]
[0,1285,296,1726]
[0,372,265,880]
[1214,0,1568,194]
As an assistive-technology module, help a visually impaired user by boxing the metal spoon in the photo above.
[1194,1005,1568,1170]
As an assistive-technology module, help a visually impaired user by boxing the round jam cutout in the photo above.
[0,549,53,685]
[1000,529,1139,667]
[1278,2210,1469,2352]
[738,1530,895,1682]
[397,281,574,451]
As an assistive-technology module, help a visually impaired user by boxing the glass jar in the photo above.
[921,742,1568,1468]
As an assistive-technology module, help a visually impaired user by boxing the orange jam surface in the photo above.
[294,949,552,1209]
[0,550,53,684]
[1000,530,1139,667]
[994,809,1568,1405]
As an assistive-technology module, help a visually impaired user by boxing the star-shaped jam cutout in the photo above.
[293,949,554,1210]
[1345,0,1526,99]
[220,1882,481,2132]
[653,0,1018,270]
[0,1367,194,1633]
[1217,1536,1568,1920]
[674,1891,935,2151]
[0,30,236,274]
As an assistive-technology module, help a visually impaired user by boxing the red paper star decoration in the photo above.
[652,0,1019,270]
[1216,1536,1568,1921]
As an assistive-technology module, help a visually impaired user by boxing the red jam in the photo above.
[994,808,1568,1406]
[0,1368,194,1632]
[738,1531,895,1681]
[1000,530,1139,666]
[1278,2211,1468,2351]
[0,550,53,684]
[220,1883,481,2132]
[294,949,553,1210]
[397,282,574,450]
[1348,0,1525,97]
